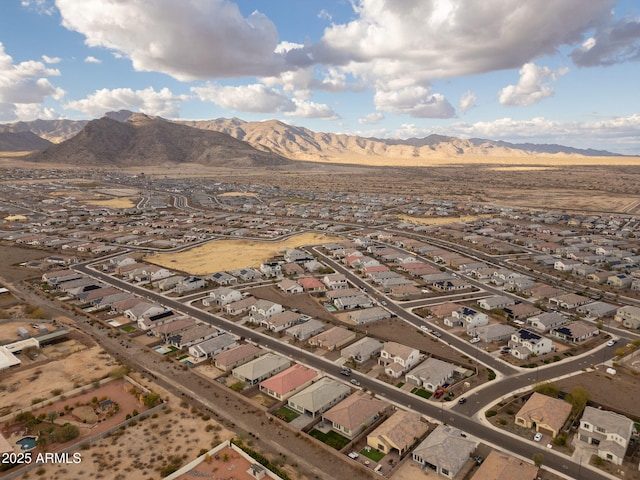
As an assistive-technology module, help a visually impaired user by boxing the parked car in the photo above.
[533,433,543,442]
[469,337,480,344]
[458,397,467,404]
[606,339,617,347]
[340,368,352,376]
[350,379,361,386]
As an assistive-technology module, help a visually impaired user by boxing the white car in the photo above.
[533,433,543,442]
[420,325,430,332]
[469,337,480,344]
[606,339,617,347]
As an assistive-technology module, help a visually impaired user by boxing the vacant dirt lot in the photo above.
[145,232,343,274]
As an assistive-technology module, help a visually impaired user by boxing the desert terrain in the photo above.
[145,232,343,274]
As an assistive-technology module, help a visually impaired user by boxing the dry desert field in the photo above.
[145,232,343,275]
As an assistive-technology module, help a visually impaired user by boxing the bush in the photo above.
[485,410,498,418]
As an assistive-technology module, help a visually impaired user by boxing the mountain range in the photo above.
[0,110,622,167]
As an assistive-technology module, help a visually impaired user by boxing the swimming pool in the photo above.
[16,436,37,451]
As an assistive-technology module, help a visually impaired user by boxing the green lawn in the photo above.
[411,388,432,399]
[396,382,404,388]
[274,406,300,423]
[360,447,385,462]
[309,429,350,450]
[121,325,137,333]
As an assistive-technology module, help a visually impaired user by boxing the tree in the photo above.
[534,382,560,398]
[533,453,544,467]
[567,386,590,414]
[47,411,58,424]
[143,392,162,408]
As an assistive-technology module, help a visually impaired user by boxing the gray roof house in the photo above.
[578,406,634,465]
[340,337,383,363]
[474,324,516,343]
[575,301,618,319]
[527,312,567,332]
[287,377,351,418]
[347,307,391,324]
[285,319,325,341]
[188,333,237,359]
[405,358,455,391]
[232,353,290,385]
[412,425,478,479]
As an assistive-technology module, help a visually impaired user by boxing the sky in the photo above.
[1,0,640,154]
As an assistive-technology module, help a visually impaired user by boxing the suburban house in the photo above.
[156,275,184,291]
[575,301,617,319]
[250,300,284,320]
[175,276,206,294]
[347,307,391,324]
[207,271,237,285]
[474,324,516,343]
[287,377,351,418]
[308,326,356,351]
[366,410,428,456]
[232,353,290,385]
[258,364,318,401]
[188,333,237,359]
[225,296,257,316]
[168,324,219,350]
[607,273,633,288]
[322,392,390,439]
[509,329,554,359]
[322,273,349,289]
[515,392,572,438]
[412,425,478,479]
[123,302,167,321]
[297,277,326,293]
[526,312,566,333]
[577,406,634,465]
[477,296,516,311]
[614,305,640,329]
[503,303,541,320]
[260,311,302,332]
[549,293,591,310]
[259,262,282,278]
[405,358,455,391]
[150,317,196,342]
[276,278,304,294]
[445,306,489,333]
[213,344,263,371]
[204,287,243,307]
[137,310,176,330]
[340,337,383,363]
[378,341,421,378]
[285,319,325,341]
[551,321,599,343]
[472,451,539,480]
[333,295,374,310]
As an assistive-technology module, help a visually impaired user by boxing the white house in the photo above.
[378,341,421,378]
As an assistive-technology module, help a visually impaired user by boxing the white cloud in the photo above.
[358,112,384,125]
[42,55,61,64]
[192,83,295,113]
[55,0,289,81]
[374,86,455,118]
[0,43,64,111]
[458,91,477,113]
[498,63,568,107]
[288,99,338,119]
[21,0,55,15]
[318,9,332,21]
[64,87,187,117]
[84,56,101,64]
[312,1,613,90]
